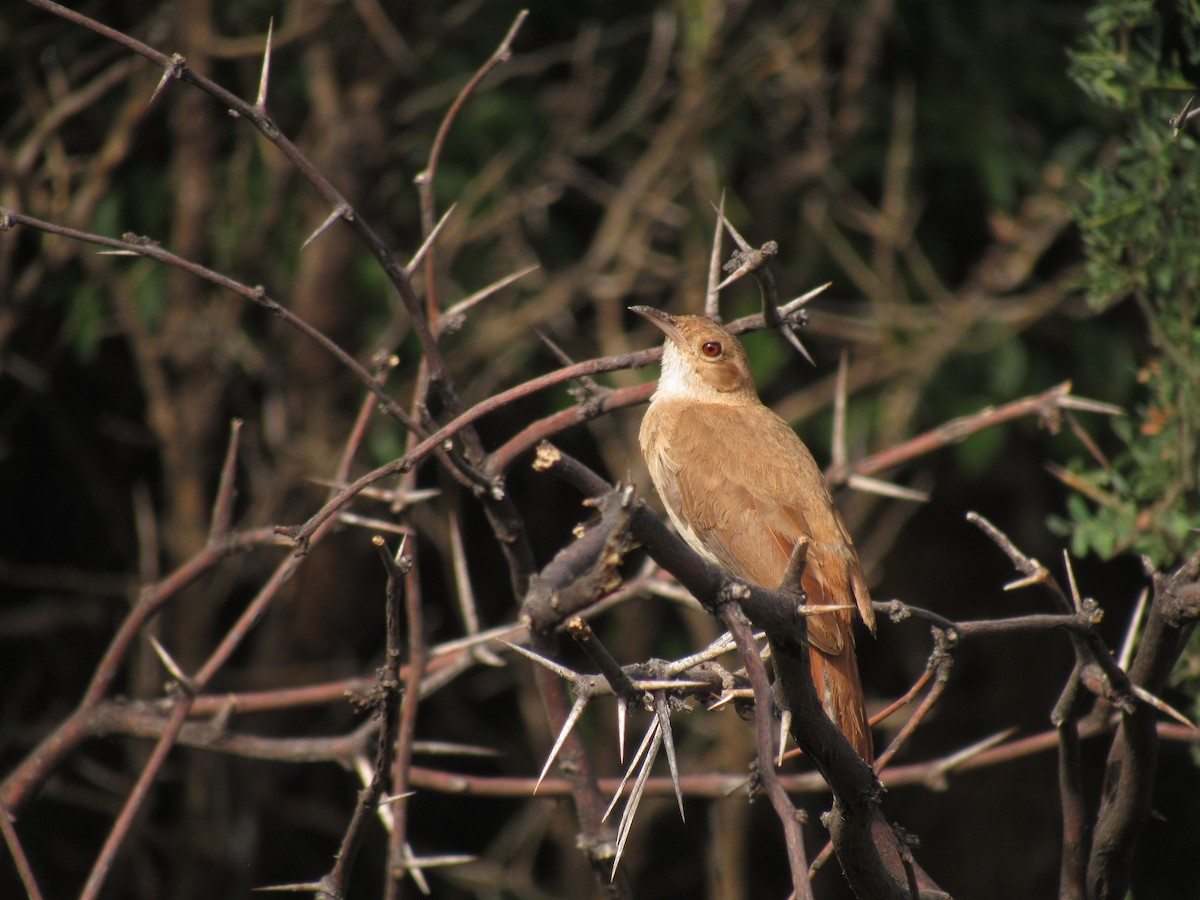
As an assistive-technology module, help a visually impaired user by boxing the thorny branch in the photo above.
[313,539,412,900]
[4,3,1197,899]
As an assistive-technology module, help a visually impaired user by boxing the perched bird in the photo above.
[633,306,875,760]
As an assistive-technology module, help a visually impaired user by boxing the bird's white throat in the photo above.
[653,341,719,402]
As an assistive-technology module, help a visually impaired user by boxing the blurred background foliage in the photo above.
[1061,0,1200,565]
[1,0,1198,898]
[1065,0,1200,750]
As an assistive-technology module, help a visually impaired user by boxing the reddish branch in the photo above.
[0,809,43,900]
[12,692,1194,797]
[831,381,1121,486]
[535,445,945,897]
[3,204,1108,562]
[4,7,1186,899]
[0,209,422,435]
[416,10,528,319]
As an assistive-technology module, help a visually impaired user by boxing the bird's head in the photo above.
[631,306,756,400]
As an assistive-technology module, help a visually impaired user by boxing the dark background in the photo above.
[2,1,1198,898]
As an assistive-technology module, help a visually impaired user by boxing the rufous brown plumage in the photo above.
[634,306,875,760]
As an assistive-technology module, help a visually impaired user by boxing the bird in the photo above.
[632,306,875,761]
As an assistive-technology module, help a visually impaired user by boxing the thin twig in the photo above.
[0,811,45,900]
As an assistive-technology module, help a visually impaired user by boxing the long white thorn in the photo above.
[301,203,351,250]
[654,693,685,821]
[147,634,191,688]
[405,203,456,275]
[604,718,660,823]
[498,640,580,681]
[441,264,539,326]
[935,728,1018,775]
[1132,685,1200,730]
[255,18,274,110]
[846,473,930,503]
[612,723,663,879]
[1063,550,1083,613]
[780,281,832,316]
[535,697,589,793]
[777,709,792,767]
[832,350,849,470]
[617,700,628,763]
[778,320,816,366]
[705,191,726,318]
[1117,587,1149,671]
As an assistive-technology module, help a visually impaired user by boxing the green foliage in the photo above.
[1060,0,1200,569]
[738,327,790,388]
[65,279,105,364]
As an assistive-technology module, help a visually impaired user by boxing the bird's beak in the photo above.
[630,306,688,353]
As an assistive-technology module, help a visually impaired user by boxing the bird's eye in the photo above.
[701,341,722,358]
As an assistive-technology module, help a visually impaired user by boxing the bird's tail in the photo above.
[809,631,873,762]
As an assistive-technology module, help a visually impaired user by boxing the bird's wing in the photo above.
[832,504,876,634]
[666,405,864,654]
[645,400,875,760]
